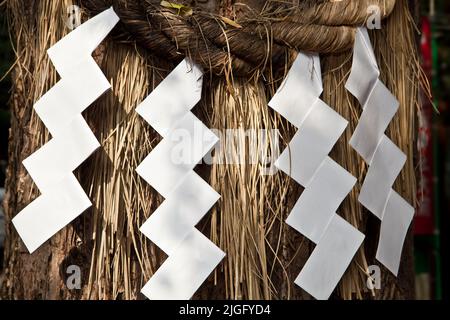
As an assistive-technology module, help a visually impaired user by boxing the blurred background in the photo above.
[414,0,449,301]
[0,1,447,300]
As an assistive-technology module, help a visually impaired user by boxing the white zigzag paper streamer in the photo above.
[12,8,119,253]
[136,59,225,300]
[346,28,414,276]
[269,53,364,300]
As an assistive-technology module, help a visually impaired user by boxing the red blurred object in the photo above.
[415,16,434,235]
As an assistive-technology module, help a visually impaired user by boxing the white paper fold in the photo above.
[275,99,348,186]
[34,59,111,136]
[136,59,203,137]
[346,27,414,275]
[295,215,364,300]
[141,229,225,300]
[47,7,120,77]
[286,158,357,244]
[358,136,406,220]
[136,112,218,198]
[269,53,322,128]
[13,174,92,253]
[136,58,224,300]
[376,191,414,275]
[345,28,380,107]
[12,8,119,253]
[349,80,399,164]
[269,52,363,300]
[140,171,220,255]
[23,115,100,193]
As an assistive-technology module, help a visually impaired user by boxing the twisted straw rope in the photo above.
[81,0,396,75]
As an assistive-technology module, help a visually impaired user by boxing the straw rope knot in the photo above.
[81,0,396,76]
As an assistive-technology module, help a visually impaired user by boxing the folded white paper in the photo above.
[141,229,225,300]
[13,174,92,253]
[140,171,220,255]
[136,112,218,198]
[12,8,119,253]
[346,27,414,275]
[23,115,100,193]
[376,191,414,275]
[269,52,362,300]
[295,215,364,300]
[358,136,406,220]
[349,80,399,164]
[269,53,322,128]
[287,157,356,244]
[34,59,111,136]
[47,7,120,78]
[345,28,380,107]
[275,99,348,187]
[136,58,224,300]
[136,60,203,137]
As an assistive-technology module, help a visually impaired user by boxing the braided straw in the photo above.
[80,0,396,75]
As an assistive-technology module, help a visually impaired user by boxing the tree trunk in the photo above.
[1,0,417,299]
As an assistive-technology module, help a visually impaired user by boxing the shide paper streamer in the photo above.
[12,8,119,253]
[346,28,414,276]
[269,53,365,300]
[136,59,225,300]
